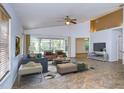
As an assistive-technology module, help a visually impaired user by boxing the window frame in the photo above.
[30,37,67,53]
[0,4,11,83]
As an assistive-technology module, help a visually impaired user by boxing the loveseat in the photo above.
[44,50,56,61]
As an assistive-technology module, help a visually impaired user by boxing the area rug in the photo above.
[44,61,61,79]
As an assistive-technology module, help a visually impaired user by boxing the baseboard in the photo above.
[10,74,17,89]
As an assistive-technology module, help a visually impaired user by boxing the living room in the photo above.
[0,3,124,89]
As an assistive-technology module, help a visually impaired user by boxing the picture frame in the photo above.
[15,36,20,56]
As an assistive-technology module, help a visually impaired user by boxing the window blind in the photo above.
[0,4,10,81]
[0,21,9,81]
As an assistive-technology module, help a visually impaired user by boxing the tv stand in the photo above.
[88,51,108,61]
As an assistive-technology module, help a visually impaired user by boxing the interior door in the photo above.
[118,36,123,60]
[76,38,89,59]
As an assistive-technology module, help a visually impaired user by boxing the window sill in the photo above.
[0,71,10,85]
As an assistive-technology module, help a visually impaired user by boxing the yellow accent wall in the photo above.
[91,8,123,32]
[26,34,30,54]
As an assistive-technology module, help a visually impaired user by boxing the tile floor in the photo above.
[13,58,124,89]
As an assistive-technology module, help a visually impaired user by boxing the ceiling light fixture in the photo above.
[64,16,77,25]
[65,21,70,25]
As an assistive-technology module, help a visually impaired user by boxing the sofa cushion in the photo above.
[36,53,42,59]
[55,50,63,55]
[44,51,53,55]
[19,62,42,75]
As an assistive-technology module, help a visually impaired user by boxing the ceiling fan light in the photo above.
[65,21,70,25]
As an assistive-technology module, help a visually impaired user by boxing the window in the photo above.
[0,4,10,81]
[30,37,68,55]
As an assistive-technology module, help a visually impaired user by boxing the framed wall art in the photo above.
[15,36,20,56]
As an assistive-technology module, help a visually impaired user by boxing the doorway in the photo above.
[113,28,123,63]
[76,38,89,59]
[117,31,123,62]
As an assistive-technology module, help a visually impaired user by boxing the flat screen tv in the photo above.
[93,43,106,51]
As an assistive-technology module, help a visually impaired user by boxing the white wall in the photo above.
[123,7,124,64]
[0,4,23,89]
[24,21,90,57]
[90,27,122,62]
[70,21,90,56]
[111,29,122,61]
[90,29,112,61]
[25,25,70,37]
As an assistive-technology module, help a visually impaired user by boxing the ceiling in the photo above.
[12,3,122,30]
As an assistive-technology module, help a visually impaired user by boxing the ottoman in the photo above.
[56,63,78,74]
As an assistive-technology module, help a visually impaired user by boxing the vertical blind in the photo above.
[0,5,10,81]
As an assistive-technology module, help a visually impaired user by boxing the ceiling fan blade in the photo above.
[70,21,77,24]
[119,4,124,7]
[64,16,77,24]
[71,19,77,21]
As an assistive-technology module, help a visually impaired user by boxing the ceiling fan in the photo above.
[64,16,77,25]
